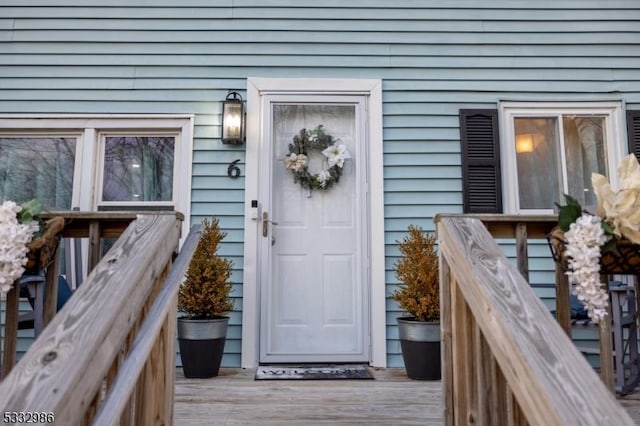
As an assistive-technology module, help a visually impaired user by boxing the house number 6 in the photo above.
[227,159,241,179]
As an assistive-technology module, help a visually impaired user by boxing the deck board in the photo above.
[619,391,640,424]
[174,368,442,425]
[175,367,640,424]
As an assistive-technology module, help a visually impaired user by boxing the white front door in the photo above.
[259,96,369,363]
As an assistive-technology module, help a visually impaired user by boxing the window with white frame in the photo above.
[499,102,625,214]
[98,133,178,208]
[0,134,79,210]
[0,115,193,220]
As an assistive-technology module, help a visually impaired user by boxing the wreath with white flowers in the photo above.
[284,125,351,194]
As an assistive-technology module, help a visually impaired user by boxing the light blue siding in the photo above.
[0,2,639,369]
[0,300,39,363]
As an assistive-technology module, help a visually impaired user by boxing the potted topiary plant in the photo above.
[392,225,441,380]
[177,217,234,378]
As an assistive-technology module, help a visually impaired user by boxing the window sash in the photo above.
[0,129,82,211]
[96,132,179,207]
[499,102,624,214]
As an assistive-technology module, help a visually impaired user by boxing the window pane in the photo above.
[0,137,76,210]
[102,136,174,202]
[514,118,561,210]
[563,116,607,208]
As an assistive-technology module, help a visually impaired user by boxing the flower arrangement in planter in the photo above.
[392,225,441,380]
[0,200,42,294]
[550,153,640,322]
[177,217,234,378]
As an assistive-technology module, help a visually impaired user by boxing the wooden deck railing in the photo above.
[0,212,199,425]
[453,213,621,390]
[436,215,633,425]
[1,211,172,376]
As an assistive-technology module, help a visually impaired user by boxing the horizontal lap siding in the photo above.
[0,2,638,368]
[0,299,40,363]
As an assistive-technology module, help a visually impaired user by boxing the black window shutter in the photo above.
[459,109,503,213]
[628,110,640,159]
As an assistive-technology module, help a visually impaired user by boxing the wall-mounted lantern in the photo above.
[222,91,245,145]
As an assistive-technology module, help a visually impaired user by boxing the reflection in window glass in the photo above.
[514,118,561,210]
[102,136,174,202]
[563,116,607,208]
[0,137,76,210]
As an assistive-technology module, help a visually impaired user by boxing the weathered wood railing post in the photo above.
[0,282,19,379]
[555,265,572,336]
[88,219,102,272]
[439,252,454,425]
[599,284,616,391]
[436,215,633,425]
[42,242,61,328]
[514,222,529,282]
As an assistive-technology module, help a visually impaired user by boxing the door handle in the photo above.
[262,211,278,237]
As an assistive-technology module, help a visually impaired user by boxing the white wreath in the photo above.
[284,125,350,194]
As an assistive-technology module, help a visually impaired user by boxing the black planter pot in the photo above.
[177,317,229,378]
[397,317,441,380]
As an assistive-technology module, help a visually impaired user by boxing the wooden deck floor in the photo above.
[619,391,640,423]
[174,368,442,425]
[174,368,640,425]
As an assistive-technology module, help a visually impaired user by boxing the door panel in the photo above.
[260,100,368,363]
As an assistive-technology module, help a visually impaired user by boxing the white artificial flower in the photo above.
[0,201,39,295]
[284,153,308,172]
[317,170,332,188]
[322,143,351,168]
[592,154,640,244]
[563,213,609,322]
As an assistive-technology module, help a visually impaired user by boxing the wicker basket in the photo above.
[548,226,640,275]
[25,216,65,273]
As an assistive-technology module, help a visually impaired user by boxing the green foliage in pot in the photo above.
[178,217,234,319]
[392,225,440,322]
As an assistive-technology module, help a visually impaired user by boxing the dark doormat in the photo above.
[255,365,374,380]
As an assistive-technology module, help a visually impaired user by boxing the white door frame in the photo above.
[241,77,386,368]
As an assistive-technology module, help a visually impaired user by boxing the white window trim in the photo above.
[242,78,385,368]
[0,115,194,241]
[498,102,626,214]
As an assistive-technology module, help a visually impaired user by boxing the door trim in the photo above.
[242,78,386,368]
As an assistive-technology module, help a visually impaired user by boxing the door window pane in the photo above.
[514,118,561,210]
[0,137,76,210]
[102,136,174,202]
[272,104,356,204]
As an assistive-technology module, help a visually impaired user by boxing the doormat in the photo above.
[255,365,374,380]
